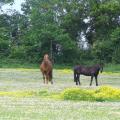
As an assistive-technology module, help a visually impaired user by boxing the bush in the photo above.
[94,86,120,101]
[61,86,120,102]
[9,46,26,59]
[9,45,41,63]
[61,88,95,101]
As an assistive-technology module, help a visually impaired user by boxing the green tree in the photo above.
[20,0,77,63]
[86,0,120,62]
[1,0,120,64]
[0,14,11,57]
[111,28,120,63]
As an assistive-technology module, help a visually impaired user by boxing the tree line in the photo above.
[0,0,120,64]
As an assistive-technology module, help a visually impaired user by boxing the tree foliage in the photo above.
[0,0,120,64]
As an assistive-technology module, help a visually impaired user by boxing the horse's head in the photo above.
[95,64,103,73]
[99,64,104,73]
[44,54,49,60]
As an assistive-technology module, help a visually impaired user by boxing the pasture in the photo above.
[0,68,120,120]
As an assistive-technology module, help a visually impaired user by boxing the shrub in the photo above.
[61,86,120,102]
[9,46,26,59]
[94,86,120,101]
[61,88,95,101]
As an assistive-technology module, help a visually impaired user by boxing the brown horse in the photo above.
[40,54,53,84]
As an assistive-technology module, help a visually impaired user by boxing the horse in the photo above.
[73,64,103,86]
[40,54,53,84]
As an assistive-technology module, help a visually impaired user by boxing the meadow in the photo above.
[0,66,120,120]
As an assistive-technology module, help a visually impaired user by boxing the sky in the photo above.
[2,0,25,13]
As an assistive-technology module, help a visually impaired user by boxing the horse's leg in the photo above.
[50,71,53,84]
[74,72,77,85]
[48,71,53,84]
[46,71,51,84]
[75,74,78,85]
[74,71,76,82]
[76,74,79,85]
[51,80,53,84]
[76,81,78,85]
[42,73,45,84]
[90,76,93,86]
[78,74,80,85]
[46,74,49,84]
[95,75,98,86]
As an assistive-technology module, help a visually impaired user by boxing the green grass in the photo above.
[104,63,120,72]
[0,68,120,119]
[1,58,120,72]
[0,97,120,120]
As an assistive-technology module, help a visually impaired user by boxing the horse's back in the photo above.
[74,65,99,76]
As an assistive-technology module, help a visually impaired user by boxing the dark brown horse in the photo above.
[74,64,103,86]
[40,54,53,84]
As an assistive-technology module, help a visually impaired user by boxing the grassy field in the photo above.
[0,68,120,120]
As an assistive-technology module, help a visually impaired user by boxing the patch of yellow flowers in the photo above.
[61,86,120,101]
[0,91,35,97]
[0,86,120,102]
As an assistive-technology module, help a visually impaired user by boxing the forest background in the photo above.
[0,0,120,66]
